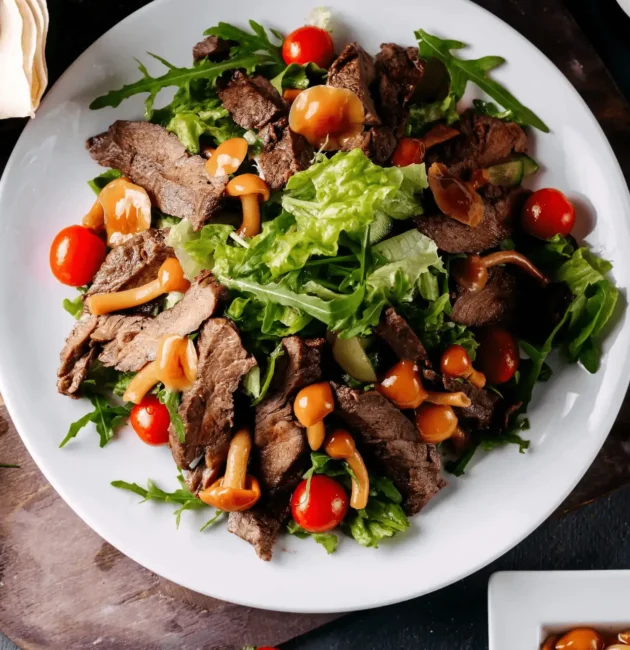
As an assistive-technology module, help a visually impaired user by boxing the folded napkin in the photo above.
[0,0,49,118]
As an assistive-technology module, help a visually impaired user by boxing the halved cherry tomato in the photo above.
[130,395,171,445]
[282,25,335,68]
[392,137,425,167]
[291,475,348,533]
[476,327,520,385]
[50,225,107,286]
[522,188,575,240]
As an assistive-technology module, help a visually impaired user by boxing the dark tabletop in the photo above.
[1,2,630,649]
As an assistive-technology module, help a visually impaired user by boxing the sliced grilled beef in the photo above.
[87,121,227,230]
[192,35,233,62]
[258,118,314,191]
[342,126,397,166]
[328,42,380,125]
[86,229,172,298]
[170,318,256,474]
[417,185,528,254]
[451,267,519,328]
[57,316,99,396]
[227,495,290,562]
[217,71,286,131]
[443,377,499,429]
[376,307,427,362]
[98,271,227,371]
[334,384,445,515]
[427,110,527,176]
[228,336,324,561]
[375,43,424,134]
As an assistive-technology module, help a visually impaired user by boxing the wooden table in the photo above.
[1,0,630,648]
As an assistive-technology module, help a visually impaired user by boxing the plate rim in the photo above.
[1,0,629,613]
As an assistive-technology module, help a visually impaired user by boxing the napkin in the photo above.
[0,0,49,118]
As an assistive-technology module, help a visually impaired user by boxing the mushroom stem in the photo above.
[307,421,326,451]
[324,430,369,510]
[223,428,252,490]
[237,194,261,238]
[425,391,472,408]
[467,368,486,389]
[123,361,160,404]
[482,250,550,285]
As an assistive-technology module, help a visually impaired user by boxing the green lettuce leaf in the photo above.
[270,61,327,93]
[286,519,339,554]
[88,169,123,195]
[415,29,548,132]
[406,92,459,136]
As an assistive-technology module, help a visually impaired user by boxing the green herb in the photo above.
[81,362,135,397]
[62,285,88,319]
[270,61,327,94]
[406,92,459,136]
[286,520,339,554]
[88,169,123,195]
[250,342,284,405]
[60,392,132,448]
[112,474,219,530]
[415,29,548,132]
[156,386,185,443]
[472,99,515,121]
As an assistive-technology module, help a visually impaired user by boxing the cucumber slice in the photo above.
[369,213,394,244]
[513,153,540,176]
[487,159,525,187]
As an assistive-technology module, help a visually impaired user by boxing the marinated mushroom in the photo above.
[428,162,484,227]
[392,125,460,167]
[555,628,604,650]
[205,137,248,177]
[288,85,365,150]
[452,250,550,293]
[415,403,465,444]
[198,428,262,512]
[324,429,369,510]
[283,88,302,103]
[377,360,472,410]
[226,173,270,238]
[440,344,486,388]
[86,257,190,315]
[294,382,335,450]
[123,333,198,404]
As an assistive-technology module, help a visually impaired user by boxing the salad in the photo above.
[51,12,619,560]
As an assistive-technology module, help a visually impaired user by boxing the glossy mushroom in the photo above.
[205,137,249,177]
[555,628,604,650]
[440,344,486,388]
[294,382,335,450]
[415,403,465,445]
[198,428,262,512]
[428,162,484,227]
[86,257,190,315]
[324,429,369,510]
[226,174,270,238]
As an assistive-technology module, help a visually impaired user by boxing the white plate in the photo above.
[618,0,630,19]
[489,571,630,649]
[1,0,629,614]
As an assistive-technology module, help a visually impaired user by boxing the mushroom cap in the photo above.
[205,137,249,177]
[198,475,261,512]
[294,381,335,427]
[324,429,357,459]
[226,173,270,202]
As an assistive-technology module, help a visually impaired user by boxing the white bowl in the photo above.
[489,571,630,648]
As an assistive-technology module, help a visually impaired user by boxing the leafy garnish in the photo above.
[270,61,327,94]
[246,342,285,405]
[60,392,132,448]
[156,386,185,443]
[472,98,515,121]
[415,29,549,132]
[286,519,339,554]
[406,92,459,136]
[88,169,123,195]
[112,474,220,530]
[62,285,88,319]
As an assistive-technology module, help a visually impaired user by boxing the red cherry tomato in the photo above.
[291,475,349,533]
[257,647,280,650]
[50,225,107,286]
[476,327,520,385]
[392,137,425,167]
[130,395,171,445]
[282,26,335,68]
[522,188,576,240]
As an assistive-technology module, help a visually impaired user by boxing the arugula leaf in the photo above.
[286,520,339,554]
[472,98,515,121]
[205,20,284,71]
[250,342,284,405]
[415,29,549,132]
[90,53,277,115]
[270,61,327,94]
[112,474,219,529]
[156,386,185,443]
[60,392,132,448]
[62,285,88,319]
[406,92,459,136]
[88,169,123,195]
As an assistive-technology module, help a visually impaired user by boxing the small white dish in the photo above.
[489,571,630,649]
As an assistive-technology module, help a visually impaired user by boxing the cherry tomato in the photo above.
[291,475,348,533]
[522,188,575,240]
[476,327,520,385]
[130,395,171,445]
[282,26,335,68]
[50,225,107,286]
[257,647,279,650]
[392,137,425,167]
